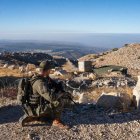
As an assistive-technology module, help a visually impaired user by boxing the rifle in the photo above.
[61,92,78,105]
[54,81,79,111]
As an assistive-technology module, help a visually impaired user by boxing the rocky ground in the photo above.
[0,78,139,140]
[1,43,140,139]
[79,43,140,76]
[0,100,140,140]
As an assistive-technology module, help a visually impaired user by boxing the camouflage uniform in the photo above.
[19,60,70,127]
[31,75,64,118]
[19,75,65,126]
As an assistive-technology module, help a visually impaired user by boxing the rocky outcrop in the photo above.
[64,76,136,94]
[91,77,136,88]
[96,92,122,110]
[0,52,53,65]
[96,92,132,111]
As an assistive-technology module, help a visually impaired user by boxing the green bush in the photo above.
[112,48,118,51]
[99,58,104,61]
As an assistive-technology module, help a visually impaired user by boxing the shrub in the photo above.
[88,54,98,59]
[124,44,129,47]
[112,48,118,51]
[99,58,104,61]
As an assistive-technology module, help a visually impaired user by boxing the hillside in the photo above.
[1,43,140,139]
[79,44,140,76]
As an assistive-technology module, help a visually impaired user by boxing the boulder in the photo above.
[19,65,25,73]
[28,71,33,76]
[96,92,131,111]
[3,63,8,68]
[8,65,15,70]
[97,92,121,110]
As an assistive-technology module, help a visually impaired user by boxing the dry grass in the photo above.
[62,61,78,72]
[0,86,17,107]
[0,68,38,77]
[78,54,99,61]
[84,86,134,112]
[88,86,133,101]
[0,87,17,99]
[0,68,23,77]
[0,69,19,105]
[0,97,17,107]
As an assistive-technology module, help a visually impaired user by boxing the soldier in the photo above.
[18,60,69,129]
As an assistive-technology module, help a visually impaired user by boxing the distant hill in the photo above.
[0,41,107,59]
[79,43,140,76]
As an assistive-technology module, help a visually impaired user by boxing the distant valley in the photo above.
[0,41,107,59]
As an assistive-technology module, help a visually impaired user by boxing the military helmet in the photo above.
[39,60,55,71]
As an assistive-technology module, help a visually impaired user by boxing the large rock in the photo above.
[19,65,26,73]
[8,65,15,70]
[96,92,131,111]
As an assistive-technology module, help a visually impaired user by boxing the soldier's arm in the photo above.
[33,80,54,102]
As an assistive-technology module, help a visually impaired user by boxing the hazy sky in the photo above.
[0,0,140,39]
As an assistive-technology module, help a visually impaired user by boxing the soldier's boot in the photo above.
[52,119,70,129]
[37,114,52,123]
[19,115,39,127]
[52,104,69,129]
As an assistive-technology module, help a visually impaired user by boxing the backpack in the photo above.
[17,78,33,105]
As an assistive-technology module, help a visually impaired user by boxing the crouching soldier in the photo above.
[17,60,70,129]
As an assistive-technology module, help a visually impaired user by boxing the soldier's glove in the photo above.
[51,101,60,107]
[57,92,73,105]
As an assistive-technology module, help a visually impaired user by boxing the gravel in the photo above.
[1,102,140,140]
